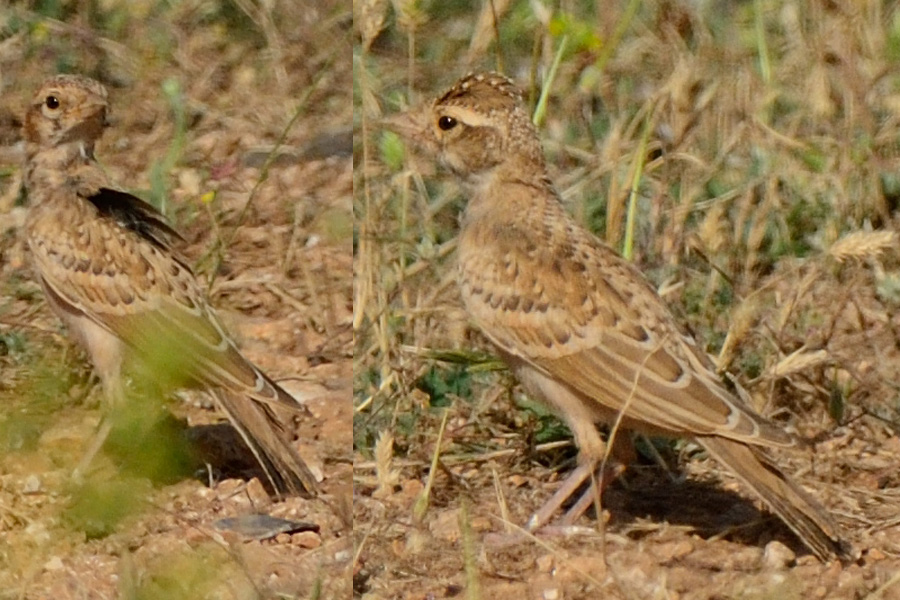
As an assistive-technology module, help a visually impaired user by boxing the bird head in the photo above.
[382,72,546,187]
[23,74,110,155]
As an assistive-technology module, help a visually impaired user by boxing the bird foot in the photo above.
[525,460,625,532]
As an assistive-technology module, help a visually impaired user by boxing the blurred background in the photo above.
[354,1,900,597]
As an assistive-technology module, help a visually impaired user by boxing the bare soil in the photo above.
[352,269,900,597]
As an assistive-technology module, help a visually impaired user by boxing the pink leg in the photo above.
[73,417,112,479]
[526,463,594,531]
[527,460,626,532]
[559,462,626,526]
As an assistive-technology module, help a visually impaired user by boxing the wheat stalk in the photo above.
[829,230,898,263]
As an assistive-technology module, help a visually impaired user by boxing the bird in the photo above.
[383,71,848,561]
[22,74,318,498]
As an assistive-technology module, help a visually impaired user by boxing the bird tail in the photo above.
[696,436,848,561]
[210,388,319,498]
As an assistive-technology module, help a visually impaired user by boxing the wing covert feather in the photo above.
[458,182,792,447]
[28,188,289,407]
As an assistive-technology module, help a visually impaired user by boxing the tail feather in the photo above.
[211,388,319,498]
[697,436,848,561]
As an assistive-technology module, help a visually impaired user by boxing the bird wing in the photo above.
[28,185,299,411]
[458,184,793,447]
[86,187,185,252]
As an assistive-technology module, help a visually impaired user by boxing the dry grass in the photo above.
[354,1,900,598]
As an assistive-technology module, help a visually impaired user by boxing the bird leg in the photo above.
[73,417,113,479]
[63,315,125,480]
[71,379,123,480]
[526,462,592,531]
[526,459,626,532]
[559,461,627,526]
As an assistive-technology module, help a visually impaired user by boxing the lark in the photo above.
[22,74,318,498]
[385,72,848,560]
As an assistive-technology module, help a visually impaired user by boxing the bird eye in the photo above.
[438,116,457,131]
[45,96,60,110]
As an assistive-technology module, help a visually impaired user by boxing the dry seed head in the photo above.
[391,0,426,32]
[717,296,760,372]
[373,430,400,498]
[829,230,898,263]
[357,0,389,51]
[766,348,829,380]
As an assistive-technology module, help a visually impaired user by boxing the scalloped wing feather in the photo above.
[27,189,295,411]
[458,182,793,447]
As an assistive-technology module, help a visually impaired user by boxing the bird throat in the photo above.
[25,140,96,192]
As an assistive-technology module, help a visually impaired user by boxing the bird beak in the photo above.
[378,110,436,153]
[61,102,109,145]
[76,100,108,121]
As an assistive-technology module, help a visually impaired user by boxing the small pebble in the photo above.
[216,479,246,498]
[245,478,273,511]
[185,527,213,545]
[43,557,64,572]
[536,554,554,573]
[762,540,795,569]
[22,474,42,494]
[654,540,694,562]
[292,531,321,548]
[542,587,560,600]
[867,548,886,561]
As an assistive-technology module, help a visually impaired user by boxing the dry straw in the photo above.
[829,230,898,263]
[372,430,400,499]
[357,0,389,51]
[765,348,829,380]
